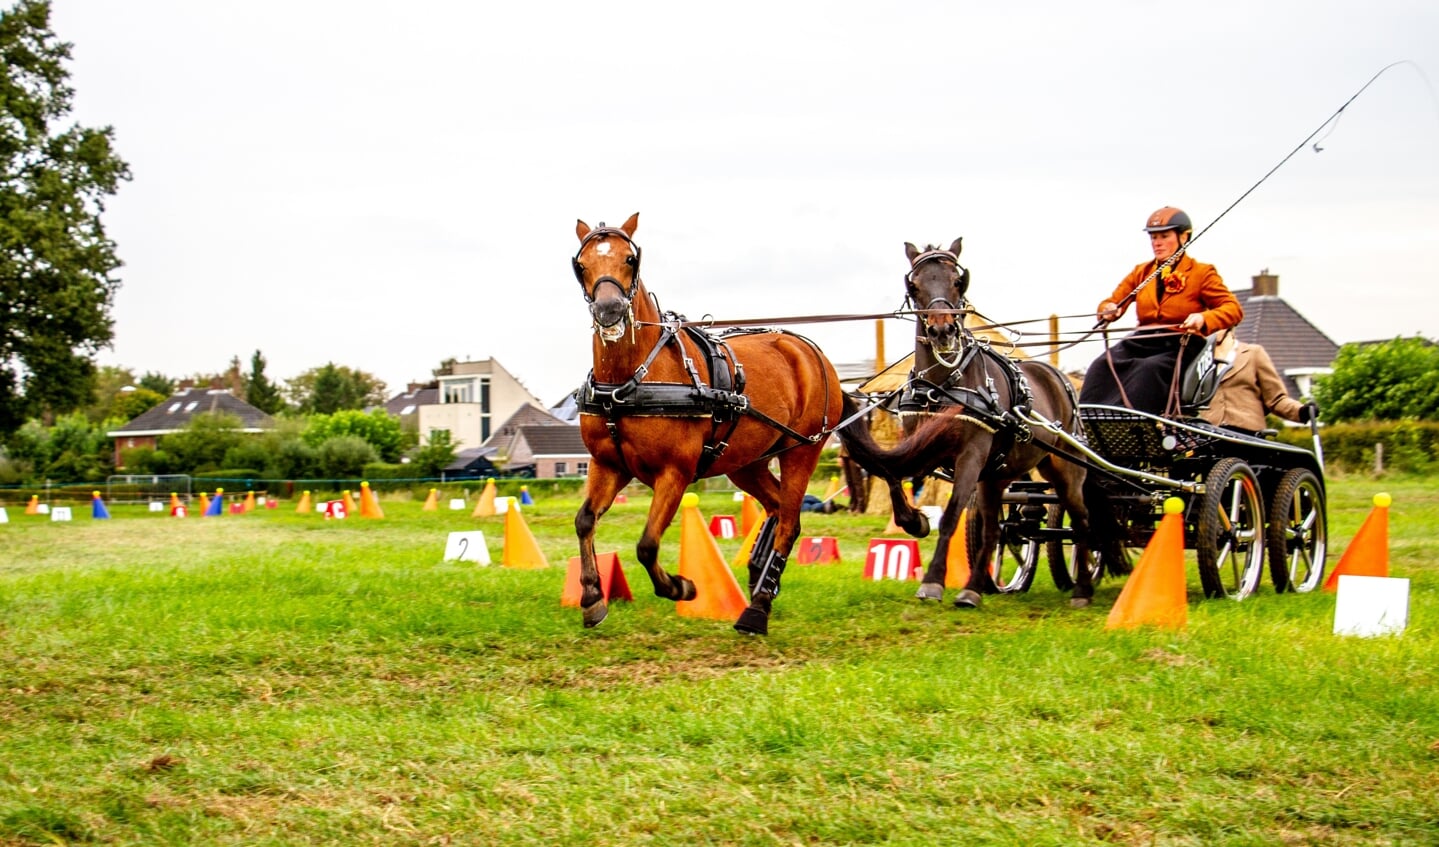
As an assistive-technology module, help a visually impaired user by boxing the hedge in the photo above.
[1274,420,1439,475]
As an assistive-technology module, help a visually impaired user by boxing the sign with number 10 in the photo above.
[864,538,921,580]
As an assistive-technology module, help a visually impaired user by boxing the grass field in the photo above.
[2,476,1436,846]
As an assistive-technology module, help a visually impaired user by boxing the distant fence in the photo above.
[106,474,194,505]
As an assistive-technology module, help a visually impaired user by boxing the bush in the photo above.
[303,410,405,463]
[317,435,378,479]
[1275,420,1439,475]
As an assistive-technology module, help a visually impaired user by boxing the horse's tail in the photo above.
[836,394,964,482]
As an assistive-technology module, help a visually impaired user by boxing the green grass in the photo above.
[1,478,1437,846]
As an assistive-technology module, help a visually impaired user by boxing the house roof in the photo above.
[107,389,275,437]
[1232,288,1340,397]
[481,403,569,451]
[514,424,589,457]
[383,386,438,417]
[444,447,499,472]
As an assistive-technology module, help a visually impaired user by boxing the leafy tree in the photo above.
[288,363,386,414]
[244,350,285,415]
[0,0,131,435]
[111,386,165,421]
[1313,337,1439,422]
[302,409,404,462]
[158,411,243,473]
[410,430,457,478]
[137,371,174,396]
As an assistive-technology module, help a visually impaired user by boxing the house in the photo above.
[382,382,439,432]
[107,387,275,466]
[503,425,591,479]
[441,447,500,481]
[1231,270,1339,399]
[387,358,546,452]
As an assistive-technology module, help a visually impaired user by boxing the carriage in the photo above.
[969,335,1328,602]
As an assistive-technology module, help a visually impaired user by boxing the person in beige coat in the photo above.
[1201,331,1318,433]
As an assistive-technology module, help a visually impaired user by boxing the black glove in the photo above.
[1298,401,1319,423]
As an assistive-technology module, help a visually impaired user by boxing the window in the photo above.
[577,461,589,476]
[555,461,568,476]
[445,382,472,404]
[428,428,450,445]
[184,401,198,412]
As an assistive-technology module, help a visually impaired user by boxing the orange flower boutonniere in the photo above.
[1160,268,1186,294]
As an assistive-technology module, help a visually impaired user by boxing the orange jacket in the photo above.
[1100,254,1242,333]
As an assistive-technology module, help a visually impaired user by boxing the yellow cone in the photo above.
[502,503,549,569]
[295,491,312,514]
[422,488,439,511]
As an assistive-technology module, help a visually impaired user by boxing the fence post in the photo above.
[1374,442,1385,475]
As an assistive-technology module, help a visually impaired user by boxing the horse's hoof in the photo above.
[953,589,982,609]
[582,601,609,628]
[733,606,769,636]
[904,512,931,539]
[675,575,697,602]
[1069,597,1092,609]
[915,582,945,601]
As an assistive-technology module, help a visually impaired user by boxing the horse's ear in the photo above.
[621,213,639,237]
[576,219,591,241]
[904,242,920,263]
[949,237,963,257]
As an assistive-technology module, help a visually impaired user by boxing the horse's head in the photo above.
[904,238,970,357]
[574,213,643,342]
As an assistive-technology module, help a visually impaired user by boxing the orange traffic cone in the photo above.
[740,494,764,536]
[25,495,39,515]
[1323,492,1391,591]
[198,491,211,515]
[944,509,971,588]
[884,481,915,535]
[359,482,385,519]
[243,491,257,513]
[342,489,358,517]
[502,503,549,569]
[1106,497,1188,630]
[295,491,312,514]
[472,479,498,517]
[675,493,749,621]
[562,551,634,606]
[421,488,439,511]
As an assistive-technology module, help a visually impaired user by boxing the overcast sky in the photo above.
[48,0,1439,407]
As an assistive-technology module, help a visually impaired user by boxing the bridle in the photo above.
[905,248,971,369]
[572,224,644,330]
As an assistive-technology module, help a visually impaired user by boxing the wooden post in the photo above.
[1049,314,1060,368]
[1374,442,1385,476]
[875,319,886,372]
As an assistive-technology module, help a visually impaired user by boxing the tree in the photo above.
[137,371,174,396]
[1313,337,1439,422]
[410,430,457,478]
[244,350,285,415]
[287,363,386,414]
[0,1,131,435]
[302,409,404,463]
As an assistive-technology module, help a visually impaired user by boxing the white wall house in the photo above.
[416,359,545,452]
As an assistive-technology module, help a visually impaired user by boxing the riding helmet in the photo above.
[1143,206,1192,234]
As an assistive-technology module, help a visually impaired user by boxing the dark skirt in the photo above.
[1079,333,1204,415]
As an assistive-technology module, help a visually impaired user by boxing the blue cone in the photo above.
[91,493,111,520]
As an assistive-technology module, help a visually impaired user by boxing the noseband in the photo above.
[573,225,644,327]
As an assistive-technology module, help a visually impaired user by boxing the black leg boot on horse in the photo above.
[734,517,788,636]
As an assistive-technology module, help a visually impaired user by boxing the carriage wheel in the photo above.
[966,500,1039,593]
[1196,458,1266,600]
[1266,468,1327,593]
[1045,504,1103,592]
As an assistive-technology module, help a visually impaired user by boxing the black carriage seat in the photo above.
[1177,332,1232,417]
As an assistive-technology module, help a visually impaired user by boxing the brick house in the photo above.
[106,388,275,466]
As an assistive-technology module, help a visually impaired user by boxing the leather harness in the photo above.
[580,316,827,481]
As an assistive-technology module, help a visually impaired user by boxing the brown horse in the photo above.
[571,213,846,635]
[838,239,1097,608]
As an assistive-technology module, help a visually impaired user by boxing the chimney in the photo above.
[1252,269,1279,297]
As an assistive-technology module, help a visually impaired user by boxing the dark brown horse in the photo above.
[572,213,847,635]
[838,239,1097,608]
